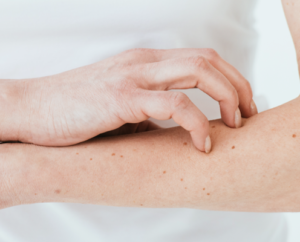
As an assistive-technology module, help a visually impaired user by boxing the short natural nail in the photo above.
[205,135,211,154]
[250,99,258,116]
[235,108,242,128]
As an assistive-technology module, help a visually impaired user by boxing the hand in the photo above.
[3,48,257,152]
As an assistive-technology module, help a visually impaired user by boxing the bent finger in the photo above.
[137,90,211,153]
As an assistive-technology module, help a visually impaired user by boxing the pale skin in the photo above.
[0,47,257,153]
[1,0,300,210]
[1,96,300,211]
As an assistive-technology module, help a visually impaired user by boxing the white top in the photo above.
[0,0,286,241]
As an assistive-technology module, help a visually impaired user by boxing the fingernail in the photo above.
[235,108,242,128]
[250,99,258,115]
[205,135,211,154]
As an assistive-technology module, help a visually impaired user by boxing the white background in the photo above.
[253,0,300,241]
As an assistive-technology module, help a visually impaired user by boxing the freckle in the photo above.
[183,142,187,145]
[275,172,278,175]
[163,171,166,174]
[140,204,143,206]
[210,177,213,180]
[76,153,79,155]
[293,134,296,138]
[139,187,141,189]
[120,155,123,158]
[212,126,215,128]
[133,149,136,151]
[203,188,205,190]
[55,189,61,194]
[90,158,93,160]
[185,187,187,189]
[101,194,104,196]
[232,146,235,149]
[181,178,183,181]
[34,193,37,195]
[207,193,210,195]
[112,153,115,156]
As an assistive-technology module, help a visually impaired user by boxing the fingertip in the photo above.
[205,135,211,154]
[235,108,242,128]
[250,99,258,116]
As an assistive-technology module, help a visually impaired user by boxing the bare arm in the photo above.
[1,96,300,212]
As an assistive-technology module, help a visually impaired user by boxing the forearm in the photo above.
[2,97,300,211]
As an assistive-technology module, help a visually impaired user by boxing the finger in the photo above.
[158,48,257,118]
[99,121,161,137]
[133,56,240,129]
[136,90,211,153]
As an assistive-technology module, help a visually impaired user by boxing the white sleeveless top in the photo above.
[0,0,287,241]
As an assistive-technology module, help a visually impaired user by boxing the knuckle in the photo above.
[225,87,239,104]
[204,48,219,59]
[170,92,190,110]
[187,56,209,71]
[242,79,253,96]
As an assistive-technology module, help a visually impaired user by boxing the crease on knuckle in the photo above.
[171,92,190,110]
[203,48,219,62]
[187,56,209,72]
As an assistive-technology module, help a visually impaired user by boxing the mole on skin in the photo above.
[203,188,205,190]
[163,171,166,174]
[140,204,143,206]
[232,146,235,149]
[112,153,115,156]
[181,178,183,181]
[55,189,61,194]
[183,142,187,145]
[212,126,215,128]
[120,155,123,158]
[76,153,79,155]
[293,134,297,138]
[90,158,93,160]
[207,193,210,196]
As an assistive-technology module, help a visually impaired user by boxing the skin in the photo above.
[0,1,300,211]
[1,96,300,211]
[0,48,257,153]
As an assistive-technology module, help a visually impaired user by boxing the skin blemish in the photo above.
[112,153,115,156]
[181,178,184,181]
[207,193,210,196]
[163,171,166,174]
[76,153,79,155]
[212,126,216,128]
[185,187,187,189]
[232,146,235,149]
[55,189,61,194]
[293,134,297,138]
[120,155,123,158]
[183,142,187,145]
[140,204,143,206]
[90,158,93,160]
[203,188,205,190]
[34,193,37,195]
